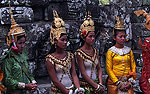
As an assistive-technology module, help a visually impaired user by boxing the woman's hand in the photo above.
[124,82,132,91]
[100,85,105,92]
[94,83,105,93]
[116,81,127,92]
[25,83,37,93]
[119,82,131,92]
[119,84,127,92]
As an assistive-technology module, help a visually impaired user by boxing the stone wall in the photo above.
[1,0,150,93]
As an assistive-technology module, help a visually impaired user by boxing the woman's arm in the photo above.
[25,61,37,92]
[130,50,136,80]
[97,59,103,84]
[2,58,37,91]
[76,54,98,89]
[96,56,105,92]
[106,50,127,91]
[71,57,80,88]
[2,59,20,89]
[46,59,69,94]
[106,50,119,83]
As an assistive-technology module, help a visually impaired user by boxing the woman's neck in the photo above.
[114,44,124,49]
[12,49,21,55]
[55,47,65,54]
[82,43,93,50]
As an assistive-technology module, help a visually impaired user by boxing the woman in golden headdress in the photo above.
[46,10,84,94]
[0,8,37,94]
[75,11,105,94]
[106,16,136,94]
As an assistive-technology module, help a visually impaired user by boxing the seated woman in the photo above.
[106,16,136,94]
[46,10,84,94]
[75,11,104,94]
[1,8,37,94]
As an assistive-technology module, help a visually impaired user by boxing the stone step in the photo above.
[34,84,51,94]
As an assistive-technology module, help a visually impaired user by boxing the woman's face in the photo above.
[56,35,68,49]
[84,31,95,46]
[113,32,126,46]
[16,37,26,53]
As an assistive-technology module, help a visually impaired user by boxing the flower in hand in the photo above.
[74,87,85,94]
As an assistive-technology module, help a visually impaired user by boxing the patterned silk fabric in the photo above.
[106,46,136,83]
[139,37,150,94]
[106,46,136,94]
[1,48,35,94]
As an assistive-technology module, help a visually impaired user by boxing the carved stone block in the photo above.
[0,7,34,24]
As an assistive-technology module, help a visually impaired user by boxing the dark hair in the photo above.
[79,37,85,48]
[17,35,26,41]
[112,29,126,46]
[49,33,67,54]
[60,33,67,38]
[49,44,56,54]
[52,22,57,28]
[113,29,126,37]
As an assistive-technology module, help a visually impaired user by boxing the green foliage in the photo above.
[99,0,110,5]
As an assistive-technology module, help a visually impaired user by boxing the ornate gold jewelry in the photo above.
[46,52,74,87]
[75,48,97,63]
[75,48,99,79]
[46,52,74,73]
[114,16,125,30]
[80,11,95,38]
[50,10,67,44]
[7,6,25,47]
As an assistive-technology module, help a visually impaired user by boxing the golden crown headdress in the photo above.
[7,5,25,49]
[50,10,66,44]
[80,11,95,38]
[114,16,125,30]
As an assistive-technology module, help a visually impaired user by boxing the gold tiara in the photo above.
[79,11,95,38]
[114,16,125,30]
[7,7,25,47]
[50,10,66,44]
